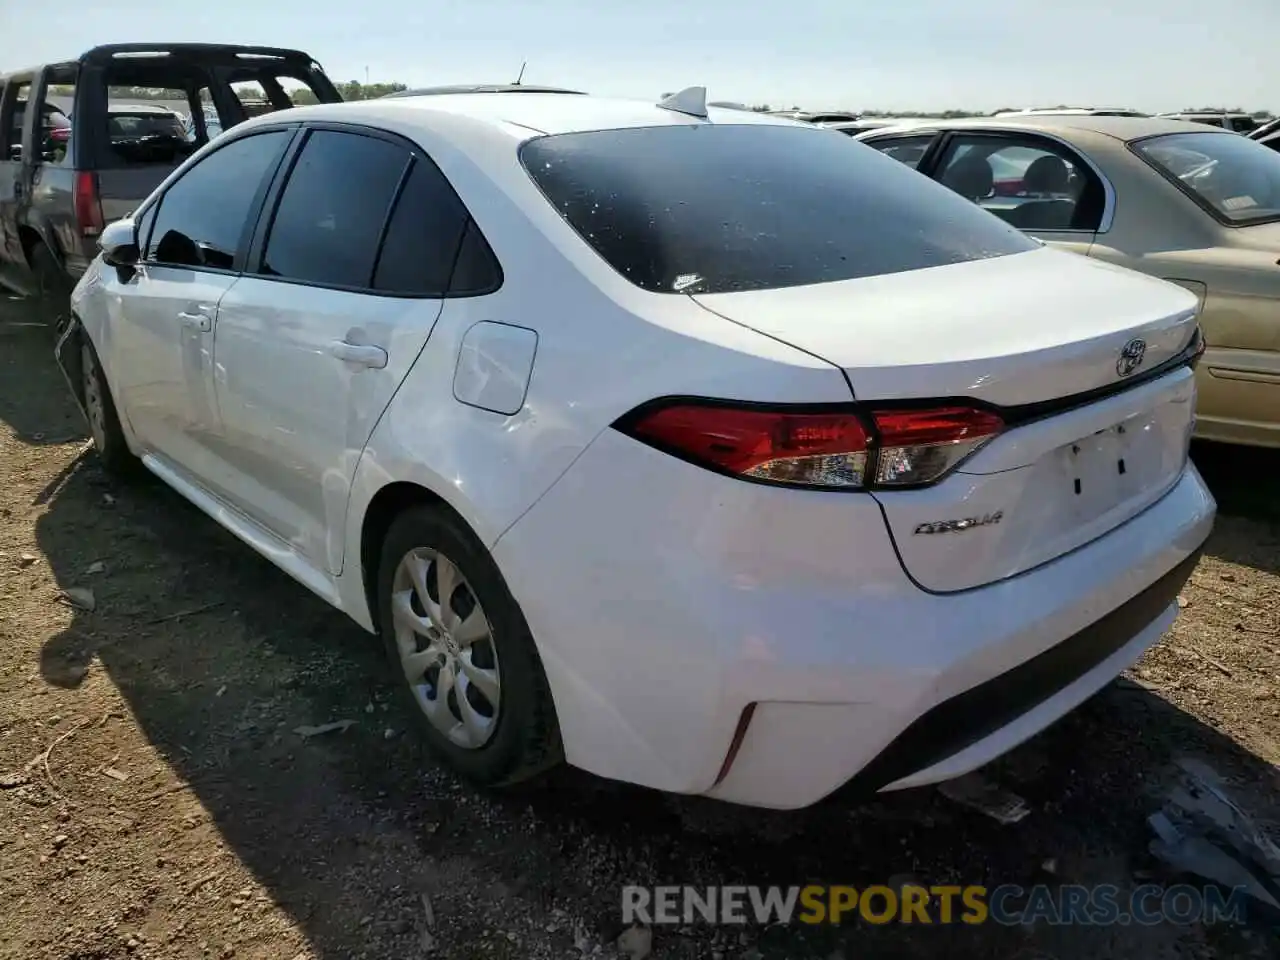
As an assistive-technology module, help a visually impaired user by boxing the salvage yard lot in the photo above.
[0,293,1277,960]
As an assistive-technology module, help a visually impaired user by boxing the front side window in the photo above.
[520,124,1036,295]
[260,130,409,288]
[147,130,289,269]
[934,136,1104,232]
[1134,131,1280,225]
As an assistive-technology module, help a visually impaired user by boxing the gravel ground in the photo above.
[1,293,1278,960]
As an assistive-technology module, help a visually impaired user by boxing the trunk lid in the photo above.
[692,247,1201,592]
[691,247,1198,408]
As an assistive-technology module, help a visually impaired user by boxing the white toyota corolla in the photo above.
[60,87,1215,809]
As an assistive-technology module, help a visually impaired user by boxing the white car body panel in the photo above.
[693,247,1197,408]
[493,428,1213,805]
[69,93,1216,808]
[208,280,444,574]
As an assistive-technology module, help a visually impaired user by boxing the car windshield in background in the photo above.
[1134,131,1280,225]
[519,124,1037,294]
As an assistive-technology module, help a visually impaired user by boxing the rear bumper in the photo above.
[851,545,1200,793]
[494,431,1215,809]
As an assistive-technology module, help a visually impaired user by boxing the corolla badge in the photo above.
[913,511,1003,535]
[1116,338,1147,377]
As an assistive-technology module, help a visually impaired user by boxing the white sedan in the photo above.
[59,90,1215,809]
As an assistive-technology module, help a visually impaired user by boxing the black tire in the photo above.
[80,335,140,477]
[377,504,562,786]
[29,240,73,330]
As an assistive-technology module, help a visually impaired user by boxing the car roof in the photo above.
[863,113,1220,143]
[384,84,587,98]
[235,91,801,140]
[1162,111,1253,118]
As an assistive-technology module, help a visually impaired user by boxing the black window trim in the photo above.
[1127,129,1280,229]
[244,119,504,299]
[139,124,300,276]
[922,128,1112,236]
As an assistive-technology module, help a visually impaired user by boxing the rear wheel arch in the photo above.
[360,481,462,632]
[18,222,63,268]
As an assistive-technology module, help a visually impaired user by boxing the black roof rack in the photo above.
[80,43,319,64]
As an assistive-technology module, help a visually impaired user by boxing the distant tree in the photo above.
[335,80,409,101]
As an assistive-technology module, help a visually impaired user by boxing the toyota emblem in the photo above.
[1116,338,1147,377]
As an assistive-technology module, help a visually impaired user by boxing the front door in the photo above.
[212,126,476,573]
[104,128,292,476]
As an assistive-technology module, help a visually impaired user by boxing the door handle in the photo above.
[329,340,388,369]
[177,310,212,333]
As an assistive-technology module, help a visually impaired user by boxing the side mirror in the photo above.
[99,218,140,268]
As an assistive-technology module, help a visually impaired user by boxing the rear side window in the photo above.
[147,130,289,269]
[520,124,1036,295]
[372,157,470,295]
[260,130,409,288]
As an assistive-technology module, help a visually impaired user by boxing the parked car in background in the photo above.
[1160,112,1260,134]
[993,107,1148,118]
[824,118,935,137]
[0,43,341,322]
[59,90,1212,809]
[861,115,1280,447]
[106,103,189,161]
[768,108,860,124]
[383,84,587,98]
[1248,116,1280,153]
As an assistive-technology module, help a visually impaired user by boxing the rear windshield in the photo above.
[520,123,1037,294]
[1134,131,1280,225]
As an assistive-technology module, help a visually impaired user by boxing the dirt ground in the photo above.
[1,292,1278,960]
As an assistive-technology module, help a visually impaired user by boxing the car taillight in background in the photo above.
[49,127,71,143]
[616,401,1003,490]
[73,171,104,237]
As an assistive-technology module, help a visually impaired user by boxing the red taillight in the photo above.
[73,171,104,237]
[49,127,70,142]
[618,401,1003,490]
[624,404,871,488]
[870,407,1003,486]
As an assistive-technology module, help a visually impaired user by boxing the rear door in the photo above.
[923,131,1105,255]
[211,125,482,573]
[102,128,293,476]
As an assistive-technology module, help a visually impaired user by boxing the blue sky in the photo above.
[2,0,1276,112]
